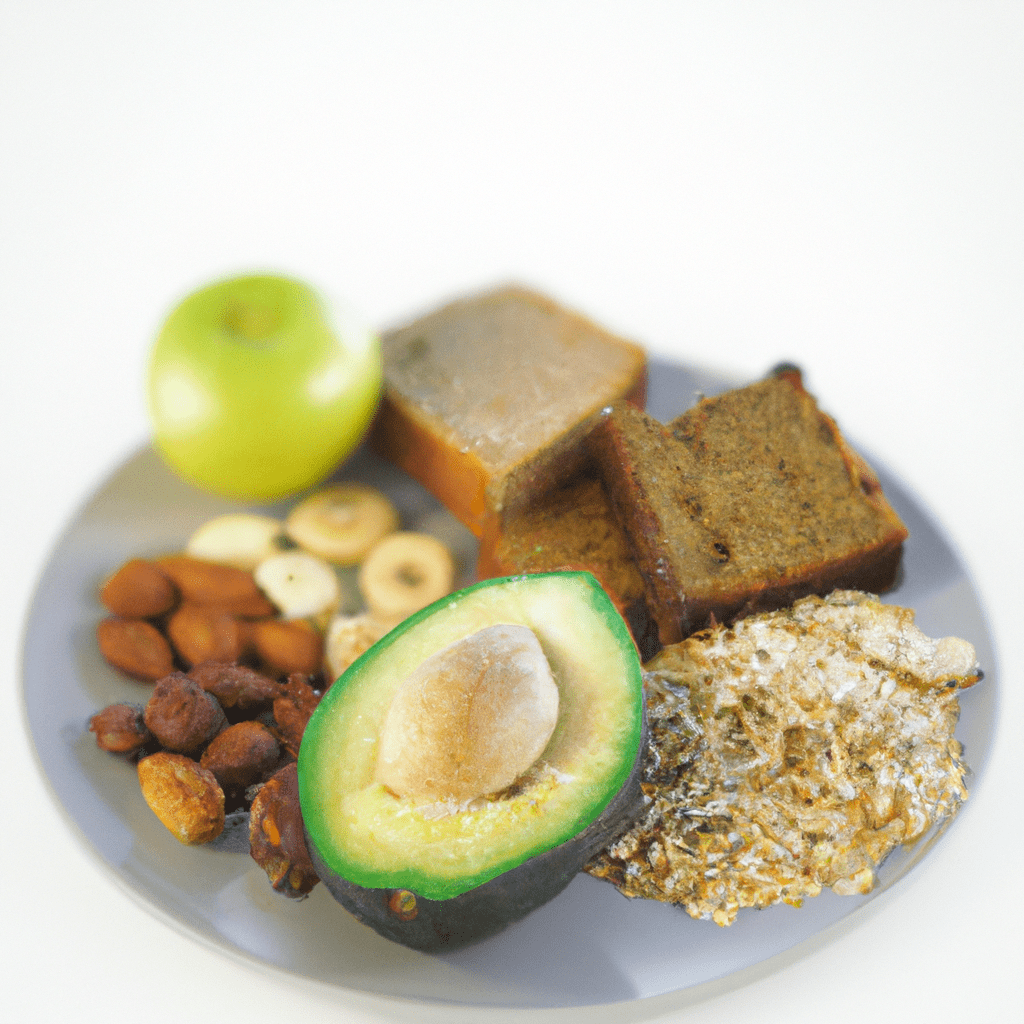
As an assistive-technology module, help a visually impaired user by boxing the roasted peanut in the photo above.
[200,721,280,792]
[272,673,323,758]
[89,703,152,754]
[99,558,178,619]
[249,762,318,896]
[138,751,225,844]
[97,617,176,681]
[143,672,227,755]
[187,661,280,712]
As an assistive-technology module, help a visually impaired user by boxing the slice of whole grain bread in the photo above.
[588,366,908,646]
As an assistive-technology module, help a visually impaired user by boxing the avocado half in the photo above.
[297,571,647,951]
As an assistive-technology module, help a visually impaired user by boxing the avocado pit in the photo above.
[375,623,559,804]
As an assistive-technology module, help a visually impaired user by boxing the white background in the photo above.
[3,3,1022,1022]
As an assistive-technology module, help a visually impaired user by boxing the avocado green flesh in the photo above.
[298,572,643,901]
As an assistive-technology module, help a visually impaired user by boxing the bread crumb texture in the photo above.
[382,286,645,467]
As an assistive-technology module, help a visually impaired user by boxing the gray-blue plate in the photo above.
[20,361,997,1010]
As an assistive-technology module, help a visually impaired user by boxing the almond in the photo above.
[156,555,277,617]
[96,617,175,681]
[100,559,178,618]
[252,618,324,677]
[200,720,280,791]
[166,603,247,668]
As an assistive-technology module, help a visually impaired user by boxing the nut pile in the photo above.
[97,555,322,680]
[91,663,324,895]
[95,483,459,686]
[89,481,459,897]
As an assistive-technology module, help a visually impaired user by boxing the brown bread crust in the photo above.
[372,397,493,531]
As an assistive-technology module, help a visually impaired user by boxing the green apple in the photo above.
[147,274,382,501]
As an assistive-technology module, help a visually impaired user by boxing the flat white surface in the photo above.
[3,3,1021,1023]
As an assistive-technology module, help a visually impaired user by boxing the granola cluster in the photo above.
[585,591,979,925]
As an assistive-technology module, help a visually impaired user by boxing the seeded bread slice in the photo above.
[370,285,647,536]
[589,367,908,646]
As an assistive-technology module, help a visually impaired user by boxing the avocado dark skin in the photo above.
[305,706,648,952]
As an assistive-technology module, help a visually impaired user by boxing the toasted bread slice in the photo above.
[370,285,647,536]
[589,367,909,645]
